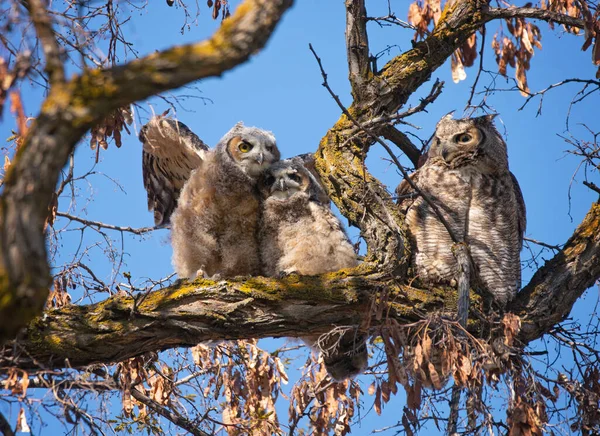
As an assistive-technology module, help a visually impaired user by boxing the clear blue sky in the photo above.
[1,0,599,434]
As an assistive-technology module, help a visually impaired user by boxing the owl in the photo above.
[397,114,526,307]
[258,158,367,380]
[171,122,280,279]
[139,115,209,227]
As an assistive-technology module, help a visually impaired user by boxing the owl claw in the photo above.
[278,270,298,279]
[194,268,208,279]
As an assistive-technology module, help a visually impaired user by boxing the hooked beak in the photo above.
[277,178,286,191]
[255,152,264,166]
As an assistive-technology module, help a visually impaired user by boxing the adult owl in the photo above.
[397,114,526,307]
[171,122,280,279]
[139,115,208,227]
[258,158,367,380]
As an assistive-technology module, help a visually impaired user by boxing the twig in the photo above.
[466,26,485,108]
[130,387,212,436]
[583,180,600,195]
[22,0,65,84]
[523,237,561,251]
[485,7,585,29]
[56,212,155,235]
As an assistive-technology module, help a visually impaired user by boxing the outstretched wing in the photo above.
[139,116,208,227]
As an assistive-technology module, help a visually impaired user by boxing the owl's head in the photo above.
[259,158,327,203]
[217,122,281,177]
[429,114,507,166]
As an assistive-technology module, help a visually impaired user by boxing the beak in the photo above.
[277,178,286,191]
[255,153,264,165]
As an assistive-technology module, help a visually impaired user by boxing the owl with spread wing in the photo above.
[139,115,209,227]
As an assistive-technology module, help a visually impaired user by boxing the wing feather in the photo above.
[139,117,208,227]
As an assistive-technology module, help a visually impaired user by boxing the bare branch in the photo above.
[485,7,586,29]
[22,0,65,84]
[583,180,600,195]
[129,387,211,436]
[511,202,600,343]
[345,0,371,101]
[56,212,155,235]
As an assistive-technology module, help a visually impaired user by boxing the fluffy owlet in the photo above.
[397,114,526,307]
[258,158,368,380]
[139,116,209,227]
[171,122,280,279]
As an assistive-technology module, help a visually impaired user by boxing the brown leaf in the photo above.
[374,385,382,415]
[3,155,10,172]
[451,51,467,83]
[461,34,478,67]
[593,38,600,65]
[515,60,530,97]
[9,91,28,146]
[16,408,30,433]
[368,381,376,396]
[406,382,422,410]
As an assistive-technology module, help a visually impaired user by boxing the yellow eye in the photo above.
[456,133,472,143]
[238,142,253,153]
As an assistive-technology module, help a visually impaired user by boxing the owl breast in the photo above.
[406,163,521,304]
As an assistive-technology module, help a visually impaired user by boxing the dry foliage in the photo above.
[289,354,360,436]
[492,17,542,97]
[90,106,133,158]
[191,340,287,435]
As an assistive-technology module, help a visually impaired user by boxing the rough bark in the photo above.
[0,0,597,378]
[0,0,294,344]
[1,268,469,370]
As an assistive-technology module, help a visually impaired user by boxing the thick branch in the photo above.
[1,269,465,370]
[345,0,372,101]
[0,0,293,344]
[511,202,600,343]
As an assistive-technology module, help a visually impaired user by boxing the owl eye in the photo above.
[288,174,302,184]
[456,133,473,144]
[265,175,276,186]
[238,141,253,153]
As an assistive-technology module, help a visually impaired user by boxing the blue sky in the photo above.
[1,0,599,434]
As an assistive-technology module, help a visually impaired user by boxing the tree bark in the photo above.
[0,0,596,376]
[0,0,294,344]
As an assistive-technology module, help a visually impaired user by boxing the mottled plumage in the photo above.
[140,116,208,227]
[258,158,367,380]
[171,122,280,279]
[397,114,526,306]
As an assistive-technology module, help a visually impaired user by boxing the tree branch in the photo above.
[485,7,586,29]
[0,270,476,370]
[22,0,65,84]
[0,0,294,344]
[345,0,372,101]
[56,212,156,235]
[511,202,600,343]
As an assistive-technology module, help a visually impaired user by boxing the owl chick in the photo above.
[258,158,367,380]
[397,114,526,307]
[139,115,209,227]
[171,122,280,279]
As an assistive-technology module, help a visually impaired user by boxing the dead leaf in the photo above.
[16,408,31,433]
[451,51,467,83]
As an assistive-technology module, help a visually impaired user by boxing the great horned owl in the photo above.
[171,122,280,279]
[258,158,367,380]
[397,114,526,306]
[139,116,209,227]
